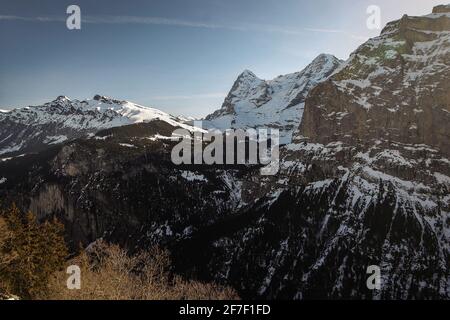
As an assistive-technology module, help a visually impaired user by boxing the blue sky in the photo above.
[0,0,444,117]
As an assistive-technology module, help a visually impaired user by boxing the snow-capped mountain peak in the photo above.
[431,4,450,14]
[203,53,342,144]
[54,95,70,102]
[239,69,258,79]
[0,95,200,157]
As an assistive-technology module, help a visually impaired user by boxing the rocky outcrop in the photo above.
[433,4,450,14]
[299,6,450,156]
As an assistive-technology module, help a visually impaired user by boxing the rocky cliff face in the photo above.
[204,54,342,144]
[224,138,449,299]
[299,6,450,155]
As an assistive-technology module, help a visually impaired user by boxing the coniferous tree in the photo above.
[0,204,68,299]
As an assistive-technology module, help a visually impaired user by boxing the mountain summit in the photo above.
[0,96,199,157]
[204,54,342,144]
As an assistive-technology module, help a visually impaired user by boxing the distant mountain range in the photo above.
[0,94,200,157]
[0,54,341,157]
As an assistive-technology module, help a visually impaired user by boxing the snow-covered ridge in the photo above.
[0,95,202,156]
[203,54,342,144]
[1,95,199,131]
